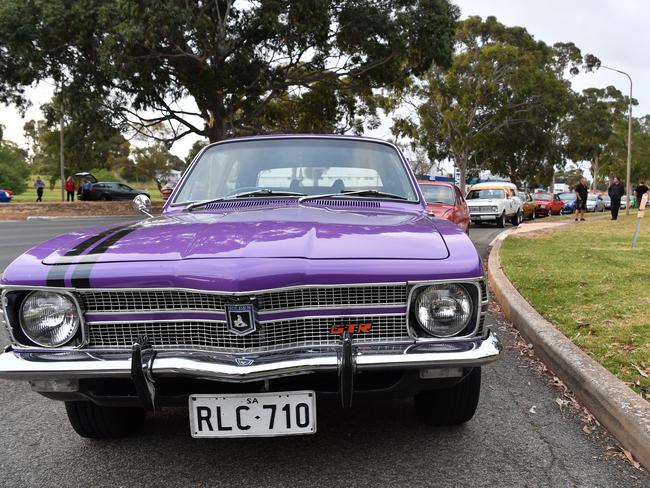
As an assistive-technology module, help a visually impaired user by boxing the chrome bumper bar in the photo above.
[0,330,501,383]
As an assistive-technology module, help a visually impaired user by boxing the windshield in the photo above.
[173,138,418,204]
[587,195,599,201]
[466,189,505,200]
[535,194,552,201]
[559,193,575,201]
[418,184,455,205]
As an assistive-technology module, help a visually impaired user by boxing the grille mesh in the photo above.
[87,315,409,353]
[78,285,407,313]
[469,206,497,213]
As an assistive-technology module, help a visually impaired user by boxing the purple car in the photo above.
[0,135,501,439]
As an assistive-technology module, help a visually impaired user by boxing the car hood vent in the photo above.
[202,198,381,211]
[303,199,380,208]
[203,199,296,210]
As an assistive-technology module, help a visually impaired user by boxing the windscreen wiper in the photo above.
[186,189,306,212]
[298,189,409,203]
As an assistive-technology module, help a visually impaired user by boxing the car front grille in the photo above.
[86,315,409,353]
[469,206,496,213]
[78,285,408,313]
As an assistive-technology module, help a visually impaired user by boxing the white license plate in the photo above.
[189,391,317,438]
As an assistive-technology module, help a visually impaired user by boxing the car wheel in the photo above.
[496,212,505,228]
[528,209,536,220]
[415,368,481,426]
[65,401,146,439]
[101,194,111,201]
[511,210,522,227]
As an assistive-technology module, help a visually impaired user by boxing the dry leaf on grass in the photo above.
[632,364,649,378]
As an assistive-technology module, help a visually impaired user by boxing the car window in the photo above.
[536,194,552,201]
[173,138,418,203]
[466,189,505,200]
[118,184,133,190]
[418,184,455,205]
[258,167,383,189]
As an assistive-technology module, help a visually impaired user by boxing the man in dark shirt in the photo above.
[634,180,648,208]
[574,177,589,221]
[608,176,625,220]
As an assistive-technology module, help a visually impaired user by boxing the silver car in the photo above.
[586,195,605,212]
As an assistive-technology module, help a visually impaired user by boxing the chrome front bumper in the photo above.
[0,331,501,383]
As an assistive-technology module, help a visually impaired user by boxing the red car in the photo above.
[418,180,470,233]
[533,192,564,216]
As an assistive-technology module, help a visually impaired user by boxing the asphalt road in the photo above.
[0,218,647,487]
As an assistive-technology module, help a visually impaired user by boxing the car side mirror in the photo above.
[132,194,153,218]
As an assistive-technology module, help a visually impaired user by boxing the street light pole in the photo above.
[601,65,633,214]
[58,83,65,202]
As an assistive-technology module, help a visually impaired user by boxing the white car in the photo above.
[466,182,524,228]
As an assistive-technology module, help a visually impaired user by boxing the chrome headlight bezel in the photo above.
[19,290,82,347]
[408,281,482,339]
[2,288,86,349]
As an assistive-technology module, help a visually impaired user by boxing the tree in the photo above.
[133,143,184,191]
[392,16,594,192]
[0,140,30,194]
[186,140,209,167]
[563,86,630,190]
[600,114,650,186]
[24,116,130,186]
[0,0,459,145]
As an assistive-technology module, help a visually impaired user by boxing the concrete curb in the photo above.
[25,215,138,221]
[488,226,650,470]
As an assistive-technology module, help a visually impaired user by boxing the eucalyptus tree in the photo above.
[563,86,630,189]
[0,0,458,144]
[392,16,593,193]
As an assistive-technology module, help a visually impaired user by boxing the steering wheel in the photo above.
[225,186,260,197]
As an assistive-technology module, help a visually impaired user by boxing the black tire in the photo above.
[528,209,536,221]
[496,212,505,228]
[65,401,146,439]
[100,194,111,201]
[415,368,481,426]
[511,210,522,227]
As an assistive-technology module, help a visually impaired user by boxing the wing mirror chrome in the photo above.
[132,194,154,218]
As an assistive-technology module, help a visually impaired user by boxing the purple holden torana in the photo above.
[0,135,501,439]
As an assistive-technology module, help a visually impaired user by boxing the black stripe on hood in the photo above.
[45,222,136,287]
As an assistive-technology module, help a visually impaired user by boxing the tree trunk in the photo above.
[592,154,599,191]
[457,154,468,194]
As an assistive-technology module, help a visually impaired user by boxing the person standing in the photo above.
[574,177,589,222]
[608,176,625,220]
[64,176,76,202]
[81,179,93,201]
[634,179,649,209]
[34,176,46,202]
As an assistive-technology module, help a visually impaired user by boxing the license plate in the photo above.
[189,391,316,438]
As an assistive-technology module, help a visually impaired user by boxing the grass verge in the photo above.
[500,214,650,400]
[11,184,163,203]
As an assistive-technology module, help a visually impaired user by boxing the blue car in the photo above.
[558,192,576,214]
[0,189,13,203]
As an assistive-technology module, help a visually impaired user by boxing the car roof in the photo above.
[468,183,516,190]
[417,180,454,187]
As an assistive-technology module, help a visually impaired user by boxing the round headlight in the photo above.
[414,284,473,337]
[20,291,80,347]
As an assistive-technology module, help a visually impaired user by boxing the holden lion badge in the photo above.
[225,304,257,336]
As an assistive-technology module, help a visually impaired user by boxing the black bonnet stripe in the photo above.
[70,226,142,288]
[45,222,136,287]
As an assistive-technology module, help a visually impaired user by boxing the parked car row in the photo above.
[417,180,609,232]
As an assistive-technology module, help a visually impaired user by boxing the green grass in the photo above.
[500,214,650,399]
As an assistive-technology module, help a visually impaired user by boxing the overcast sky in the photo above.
[1,0,647,163]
